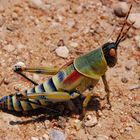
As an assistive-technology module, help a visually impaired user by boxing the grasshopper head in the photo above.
[102,4,133,68]
[102,42,117,67]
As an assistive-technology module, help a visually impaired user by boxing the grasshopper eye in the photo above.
[109,48,116,57]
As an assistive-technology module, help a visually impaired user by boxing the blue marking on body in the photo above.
[57,71,65,82]
[15,99,22,111]
[47,78,57,91]
[37,83,45,92]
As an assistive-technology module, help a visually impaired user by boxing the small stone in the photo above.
[74,119,82,130]
[114,2,129,17]
[30,0,47,11]
[3,44,15,52]
[121,77,128,83]
[16,44,27,51]
[55,46,69,58]
[125,126,132,132]
[3,78,9,85]
[31,137,39,140]
[67,19,76,28]
[129,13,140,29]
[69,42,78,48]
[96,135,109,140]
[49,129,66,140]
[84,115,98,127]
[128,85,140,91]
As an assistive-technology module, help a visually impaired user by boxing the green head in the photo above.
[102,5,133,68]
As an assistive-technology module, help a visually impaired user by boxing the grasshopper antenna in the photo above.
[115,4,132,48]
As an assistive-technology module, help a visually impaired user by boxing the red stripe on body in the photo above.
[63,70,81,85]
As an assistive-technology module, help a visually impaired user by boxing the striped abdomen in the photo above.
[0,64,85,112]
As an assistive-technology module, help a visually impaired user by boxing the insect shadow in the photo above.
[3,96,101,126]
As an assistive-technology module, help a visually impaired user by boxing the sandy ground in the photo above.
[0,0,139,140]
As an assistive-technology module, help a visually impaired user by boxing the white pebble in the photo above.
[114,2,129,17]
[16,43,27,51]
[30,0,50,11]
[30,0,44,8]
[84,115,98,127]
[69,42,78,48]
[55,46,69,58]
[3,44,15,52]
[67,19,76,28]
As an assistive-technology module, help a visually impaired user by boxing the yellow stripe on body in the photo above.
[12,95,22,111]
[35,86,47,106]
[46,92,71,102]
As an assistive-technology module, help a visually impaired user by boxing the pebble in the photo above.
[16,43,27,51]
[3,44,15,52]
[30,0,47,11]
[125,126,132,132]
[128,85,140,91]
[31,137,39,140]
[121,77,128,83]
[96,135,109,140]
[3,78,10,85]
[69,42,78,48]
[114,2,129,17]
[129,13,140,29]
[74,119,82,130]
[84,115,98,127]
[49,129,66,140]
[67,19,76,28]
[55,46,69,58]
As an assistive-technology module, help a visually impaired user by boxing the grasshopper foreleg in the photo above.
[102,74,111,109]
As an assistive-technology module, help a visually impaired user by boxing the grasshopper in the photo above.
[0,5,133,116]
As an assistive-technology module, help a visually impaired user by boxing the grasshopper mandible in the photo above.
[0,5,133,116]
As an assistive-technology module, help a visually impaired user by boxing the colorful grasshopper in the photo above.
[0,5,133,115]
